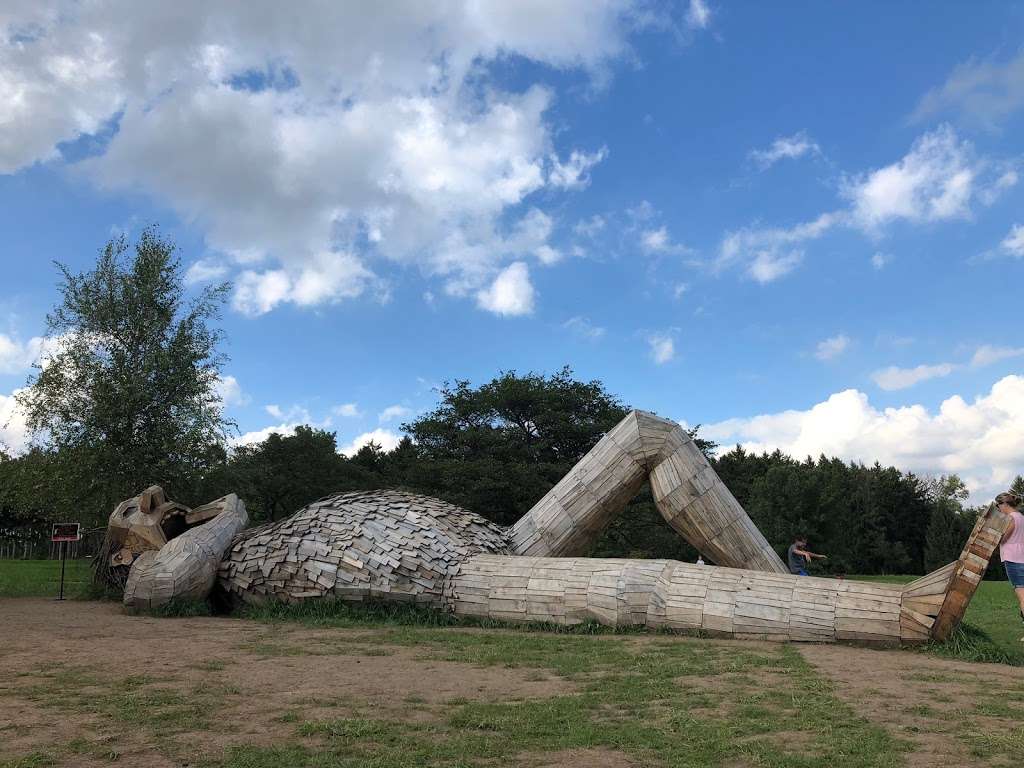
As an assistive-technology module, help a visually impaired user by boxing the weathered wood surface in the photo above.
[510,411,786,574]
[447,555,913,645]
[218,490,509,606]
[123,494,248,610]
[930,503,1010,641]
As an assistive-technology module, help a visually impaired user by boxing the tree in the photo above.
[923,475,971,572]
[223,426,379,522]
[399,367,630,525]
[16,228,231,522]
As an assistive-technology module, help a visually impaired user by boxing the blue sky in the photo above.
[1,2,1022,501]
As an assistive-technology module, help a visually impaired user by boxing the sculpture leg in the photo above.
[509,410,787,573]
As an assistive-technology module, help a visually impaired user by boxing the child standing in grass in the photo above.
[996,491,1024,639]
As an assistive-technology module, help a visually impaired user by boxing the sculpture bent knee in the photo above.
[102,410,1009,646]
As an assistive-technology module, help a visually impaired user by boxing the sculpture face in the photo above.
[104,485,191,568]
[101,410,1007,645]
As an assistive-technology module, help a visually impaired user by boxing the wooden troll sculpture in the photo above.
[103,410,1008,646]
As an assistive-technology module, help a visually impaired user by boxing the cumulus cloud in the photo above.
[0,332,52,374]
[699,375,1024,504]
[0,387,31,453]
[748,131,820,170]
[563,316,606,341]
[339,428,402,457]
[747,249,803,283]
[841,125,988,232]
[971,344,1024,368]
[640,225,691,256]
[214,374,249,407]
[870,252,890,270]
[476,261,535,316]
[573,214,606,238]
[647,332,675,364]
[0,3,639,315]
[872,363,957,391]
[815,334,849,361]
[912,50,1024,129]
[378,405,413,423]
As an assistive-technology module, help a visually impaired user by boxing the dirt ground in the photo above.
[2,599,1022,767]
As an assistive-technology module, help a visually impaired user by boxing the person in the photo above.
[787,535,826,576]
[696,555,705,566]
[995,491,1024,634]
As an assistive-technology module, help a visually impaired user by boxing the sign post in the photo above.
[51,523,81,601]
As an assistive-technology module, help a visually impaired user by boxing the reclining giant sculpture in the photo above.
[102,410,1008,646]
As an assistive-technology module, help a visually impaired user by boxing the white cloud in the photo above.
[747,249,803,283]
[331,403,361,418]
[718,212,836,282]
[720,126,1013,281]
[0,333,50,374]
[912,50,1024,129]
[231,404,326,447]
[749,131,820,170]
[673,282,688,299]
[232,252,376,316]
[815,334,849,361]
[0,387,31,453]
[476,261,535,316]
[548,146,608,189]
[842,125,990,232]
[872,363,957,391]
[686,0,712,29]
[184,259,229,285]
[647,332,675,364]
[2,3,641,315]
[1000,223,1024,258]
[214,374,249,407]
[339,428,402,457]
[264,404,284,419]
[640,225,691,256]
[870,252,890,270]
[573,214,606,238]
[971,345,1024,368]
[378,405,413,423]
[700,375,1024,504]
[563,316,605,341]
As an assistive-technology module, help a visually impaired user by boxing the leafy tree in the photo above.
[16,228,230,522]
[216,426,380,522]
[398,367,630,525]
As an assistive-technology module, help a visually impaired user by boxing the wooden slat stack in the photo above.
[510,410,786,574]
[928,503,1010,641]
[447,555,912,645]
[218,490,510,607]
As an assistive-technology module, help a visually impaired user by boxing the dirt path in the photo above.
[798,644,1024,768]
[2,598,1021,767]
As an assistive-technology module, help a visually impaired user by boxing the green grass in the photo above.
[0,559,91,598]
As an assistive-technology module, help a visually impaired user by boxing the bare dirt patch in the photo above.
[0,598,575,766]
[799,644,1024,768]
[511,747,641,767]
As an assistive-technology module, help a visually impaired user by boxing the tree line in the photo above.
[2,230,1020,576]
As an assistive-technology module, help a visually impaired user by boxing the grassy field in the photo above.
[1,564,1023,767]
[0,558,91,598]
